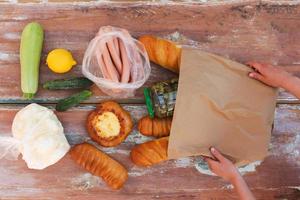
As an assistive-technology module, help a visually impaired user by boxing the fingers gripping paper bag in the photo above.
[168,49,277,166]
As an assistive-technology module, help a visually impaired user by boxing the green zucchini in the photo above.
[43,77,93,90]
[20,22,44,99]
[56,90,92,112]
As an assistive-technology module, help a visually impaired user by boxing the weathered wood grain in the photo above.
[1,1,300,199]
[0,104,299,199]
[1,1,300,103]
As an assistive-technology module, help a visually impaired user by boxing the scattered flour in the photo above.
[102,147,130,155]
[174,157,192,168]
[71,173,102,190]
[165,31,182,42]
[12,15,28,21]
[222,184,234,190]
[0,53,11,61]
[128,166,152,177]
[288,186,300,191]
[2,33,20,40]
[238,161,262,175]
[128,165,168,177]
[164,31,200,49]
[270,133,300,165]
[125,131,152,144]
[0,52,19,62]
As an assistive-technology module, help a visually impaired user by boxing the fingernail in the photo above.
[249,73,254,77]
[211,147,216,153]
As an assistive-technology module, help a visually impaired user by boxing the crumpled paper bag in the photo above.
[168,48,277,166]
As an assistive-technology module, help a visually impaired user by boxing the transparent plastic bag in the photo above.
[0,136,20,160]
[82,26,151,98]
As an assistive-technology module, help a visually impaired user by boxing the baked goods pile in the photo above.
[70,99,174,189]
[69,35,180,190]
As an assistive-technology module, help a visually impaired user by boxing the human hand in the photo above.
[246,62,292,88]
[203,147,240,183]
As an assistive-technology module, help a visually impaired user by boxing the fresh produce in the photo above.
[144,78,178,118]
[43,77,93,90]
[46,48,76,73]
[20,22,44,99]
[11,103,70,170]
[130,137,168,167]
[86,101,133,147]
[56,90,92,111]
[138,115,172,138]
[69,143,128,190]
[139,35,181,73]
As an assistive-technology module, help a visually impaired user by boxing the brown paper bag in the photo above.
[168,48,277,166]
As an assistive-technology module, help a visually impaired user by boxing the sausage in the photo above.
[97,50,110,79]
[119,39,131,83]
[100,42,120,82]
[107,38,122,74]
[114,37,120,58]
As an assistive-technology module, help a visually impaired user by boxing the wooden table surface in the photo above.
[0,1,299,199]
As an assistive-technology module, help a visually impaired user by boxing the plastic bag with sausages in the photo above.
[82,26,151,98]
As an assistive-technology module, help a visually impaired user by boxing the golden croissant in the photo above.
[130,137,169,167]
[139,35,181,73]
[69,143,128,189]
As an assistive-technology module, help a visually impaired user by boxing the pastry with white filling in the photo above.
[86,101,133,147]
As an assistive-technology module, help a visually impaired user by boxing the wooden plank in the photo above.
[0,104,299,199]
[1,1,300,103]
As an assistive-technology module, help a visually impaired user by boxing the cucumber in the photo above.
[43,77,93,90]
[56,90,92,112]
[20,22,44,99]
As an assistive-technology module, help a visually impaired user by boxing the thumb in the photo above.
[210,147,225,162]
[249,72,265,82]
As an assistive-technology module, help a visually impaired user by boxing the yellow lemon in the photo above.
[46,49,76,73]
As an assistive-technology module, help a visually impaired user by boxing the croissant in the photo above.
[139,35,181,73]
[138,115,172,138]
[69,143,128,190]
[86,101,133,147]
[130,137,169,167]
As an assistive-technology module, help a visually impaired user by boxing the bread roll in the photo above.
[69,143,128,189]
[138,115,172,138]
[130,137,168,167]
[139,35,181,73]
[86,101,133,147]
